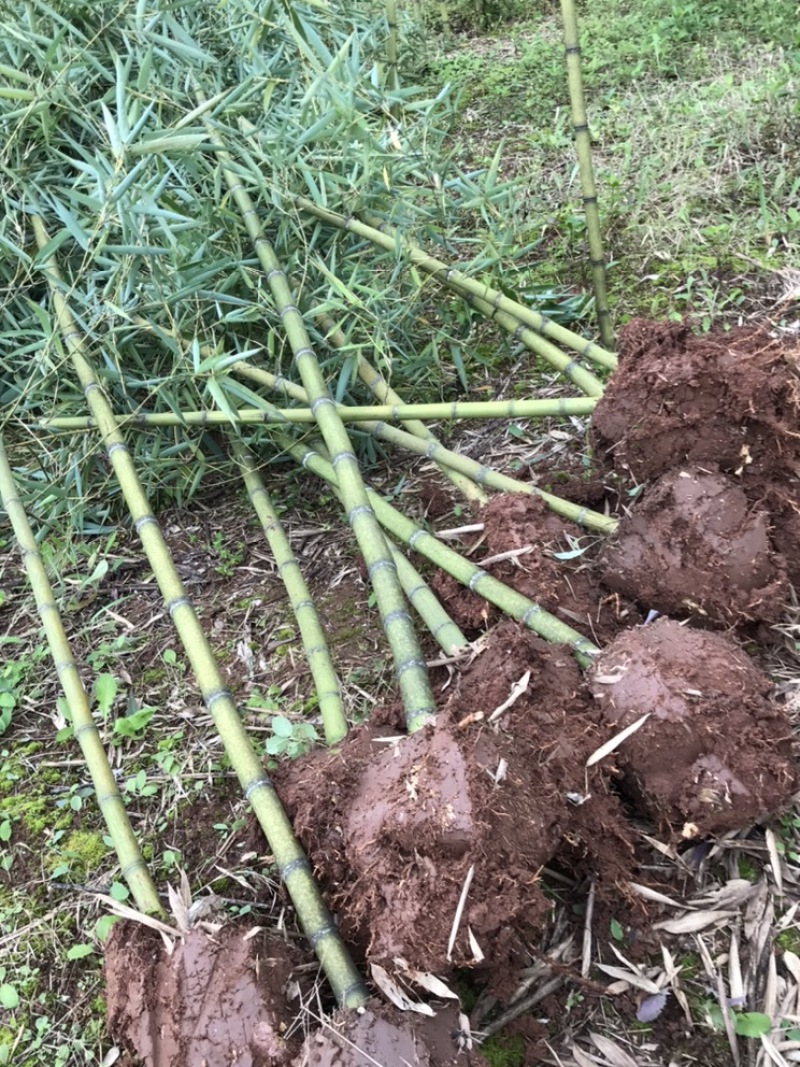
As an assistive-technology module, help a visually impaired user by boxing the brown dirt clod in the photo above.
[276,621,635,991]
[104,922,305,1067]
[590,319,800,585]
[600,465,789,626]
[589,617,797,837]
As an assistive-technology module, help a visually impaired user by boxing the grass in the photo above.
[427,0,800,327]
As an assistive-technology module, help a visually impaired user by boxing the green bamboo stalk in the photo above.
[388,540,467,655]
[438,0,452,40]
[229,363,611,532]
[232,440,347,745]
[560,0,614,350]
[37,395,597,432]
[0,436,162,917]
[358,209,612,389]
[297,199,617,375]
[361,418,615,533]
[204,112,436,735]
[316,311,488,505]
[302,436,469,659]
[31,216,367,1010]
[279,434,600,666]
[386,0,400,100]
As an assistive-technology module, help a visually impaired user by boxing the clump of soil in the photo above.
[276,621,634,989]
[600,465,788,627]
[590,319,800,585]
[431,494,643,643]
[104,922,305,1067]
[589,617,797,837]
[298,1003,489,1067]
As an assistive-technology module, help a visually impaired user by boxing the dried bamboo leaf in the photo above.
[595,964,661,995]
[590,1032,642,1067]
[487,670,531,723]
[167,882,190,934]
[628,882,687,908]
[655,910,737,934]
[597,964,661,994]
[766,828,784,897]
[586,713,649,768]
[393,958,458,999]
[370,964,434,1016]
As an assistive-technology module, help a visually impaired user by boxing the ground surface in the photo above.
[2,4,800,1067]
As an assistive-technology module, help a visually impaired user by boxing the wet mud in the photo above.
[591,319,800,586]
[298,1003,489,1067]
[104,923,305,1067]
[590,618,797,836]
[276,622,635,991]
[600,465,788,627]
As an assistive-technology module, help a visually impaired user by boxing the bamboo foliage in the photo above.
[0,437,162,917]
[204,117,436,735]
[560,0,614,350]
[297,200,617,376]
[31,216,367,1009]
[233,440,348,746]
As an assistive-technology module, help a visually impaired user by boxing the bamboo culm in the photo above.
[0,436,163,917]
[315,310,487,505]
[560,0,614,350]
[203,113,436,733]
[278,434,601,666]
[228,363,612,532]
[233,440,348,745]
[32,215,368,1010]
[38,395,597,431]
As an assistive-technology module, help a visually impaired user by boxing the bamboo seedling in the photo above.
[297,200,617,375]
[560,0,614,350]
[279,435,601,666]
[204,114,436,735]
[0,436,162,917]
[233,439,347,745]
[31,216,368,1010]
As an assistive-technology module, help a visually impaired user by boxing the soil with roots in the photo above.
[103,321,800,1065]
